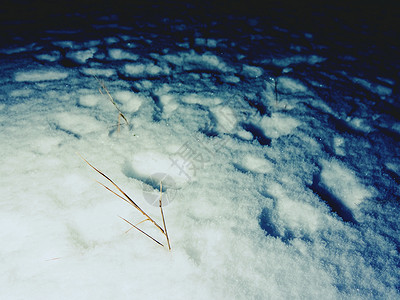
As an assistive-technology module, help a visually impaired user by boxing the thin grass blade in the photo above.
[79,154,165,234]
[159,181,171,250]
[119,216,164,247]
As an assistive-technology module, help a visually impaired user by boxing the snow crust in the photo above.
[0,7,399,300]
[15,70,69,82]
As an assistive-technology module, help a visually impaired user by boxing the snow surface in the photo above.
[0,3,399,300]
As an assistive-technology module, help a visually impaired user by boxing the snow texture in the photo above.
[0,2,399,299]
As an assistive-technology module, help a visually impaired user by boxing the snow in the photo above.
[124,63,170,77]
[108,48,139,61]
[242,65,264,78]
[80,67,116,77]
[271,55,326,67]
[320,158,374,213]
[163,51,233,72]
[35,51,61,62]
[113,91,143,113]
[66,48,97,64]
[0,2,399,300]
[260,113,301,139]
[14,70,69,82]
[278,76,309,94]
[78,93,100,107]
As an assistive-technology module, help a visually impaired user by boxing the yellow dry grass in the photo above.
[95,76,129,132]
[80,154,171,250]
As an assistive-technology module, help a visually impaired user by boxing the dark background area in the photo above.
[1,0,399,40]
[1,0,399,80]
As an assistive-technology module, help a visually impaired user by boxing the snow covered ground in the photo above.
[0,2,399,299]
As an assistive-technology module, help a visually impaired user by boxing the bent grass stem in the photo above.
[80,154,171,249]
[95,76,129,132]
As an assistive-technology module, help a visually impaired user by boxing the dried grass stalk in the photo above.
[80,154,171,249]
[159,181,171,250]
[95,76,129,132]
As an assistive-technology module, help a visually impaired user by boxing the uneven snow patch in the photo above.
[163,51,232,73]
[277,197,322,235]
[347,117,372,133]
[236,129,253,140]
[124,63,170,77]
[239,155,274,174]
[195,38,218,47]
[211,105,238,133]
[352,77,392,97]
[66,48,97,64]
[158,94,179,115]
[35,51,61,62]
[320,158,373,211]
[265,182,323,237]
[242,65,263,78]
[260,113,300,138]
[9,89,34,98]
[128,151,193,187]
[78,94,100,107]
[113,91,144,113]
[80,68,116,77]
[333,136,346,156]
[278,77,308,93]
[32,136,63,154]
[108,48,139,61]
[15,70,69,82]
[221,75,241,83]
[51,112,104,137]
[271,55,326,67]
[181,94,223,106]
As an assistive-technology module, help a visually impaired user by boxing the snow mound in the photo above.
[278,77,308,93]
[51,112,104,137]
[66,48,97,64]
[113,91,144,113]
[320,158,374,211]
[35,51,61,62]
[163,51,233,73]
[128,151,193,187]
[242,65,263,78]
[15,70,69,82]
[237,154,274,174]
[211,105,238,133]
[78,94,100,107]
[271,55,326,67]
[124,63,170,77]
[260,113,301,139]
[108,48,139,61]
[181,94,223,106]
[80,68,116,77]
